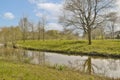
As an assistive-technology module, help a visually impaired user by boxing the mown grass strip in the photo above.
[17,40,120,58]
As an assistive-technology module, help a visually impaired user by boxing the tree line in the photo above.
[0,16,79,47]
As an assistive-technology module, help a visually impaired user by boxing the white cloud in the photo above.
[28,0,46,4]
[36,2,63,22]
[46,23,63,31]
[37,3,62,13]
[115,24,120,31]
[35,12,43,17]
[28,0,64,31]
[116,0,120,7]
[116,0,120,14]
[28,0,36,4]
[3,12,15,20]
[28,0,63,18]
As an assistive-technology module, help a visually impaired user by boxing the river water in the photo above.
[0,48,120,79]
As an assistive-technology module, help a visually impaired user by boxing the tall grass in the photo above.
[0,60,112,80]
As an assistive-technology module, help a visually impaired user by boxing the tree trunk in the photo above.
[43,27,45,41]
[32,32,34,40]
[112,25,114,39]
[88,28,92,45]
[38,30,41,40]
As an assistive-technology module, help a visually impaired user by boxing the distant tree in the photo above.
[60,28,79,40]
[0,27,10,47]
[116,34,120,39]
[46,30,60,39]
[29,22,35,40]
[41,16,46,41]
[106,12,118,39]
[60,0,116,45]
[0,26,21,48]
[19,16,30,42]
[92,24,105,40]
[9,26,21,47]
[37,20,43,40]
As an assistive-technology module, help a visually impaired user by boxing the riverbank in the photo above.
[17,40,120,58]
[0,59,111,80]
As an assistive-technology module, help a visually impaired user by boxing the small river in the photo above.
[0,48,120,79]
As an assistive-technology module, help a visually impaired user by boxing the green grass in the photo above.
[0,60,110,80]
[17,40,120,56]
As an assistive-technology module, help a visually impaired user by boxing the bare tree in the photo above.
[29,22,35,40]
[92,23,106,40]
[0,26,21,47]
[106,12,118,39]
[0,27,10,47]
[37,20,42,40]
[60,0,115,45]
[9,26,21,48]
[19,16,30,42]
[41,16,46,41]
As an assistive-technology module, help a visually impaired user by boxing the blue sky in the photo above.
[0,0,119,31]
[0,0,34,26]
[0,0,63,30]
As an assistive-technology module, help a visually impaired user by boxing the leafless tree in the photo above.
[19,16,30,42]
[37,20,42,40]
[9,26,21,48]
[106,12,118,39]
[92,23,106,40]
[60,0,116,45]
[41,16,46,41]
[0,27,10,47]
[29,22,35,40]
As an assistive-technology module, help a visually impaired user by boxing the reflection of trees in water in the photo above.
[0,48,29,62]
[83,57,92,74]
[0,48,17,60]
[38,52,45,65]
[82,57,120,76]
[31,51,45,65]
[18,50,46,64]
[0,48,46,64]
[83,57,120,79]
[68,59,84,71]
[17,50,30,62]
[68,57,93,74]
[108,59,117,70]
[68,56,120,76]
[0,48,120,79]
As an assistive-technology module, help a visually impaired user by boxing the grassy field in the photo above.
[0,60,111,80]
[0,40,119,80]
[17,40,120,57]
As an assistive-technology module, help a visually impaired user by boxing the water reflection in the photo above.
[83,57,92,74]
[0,48,120,79]
[0,48,46,64]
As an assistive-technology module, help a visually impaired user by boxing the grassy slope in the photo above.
[0,60,110,80]
[17,40,120,55]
